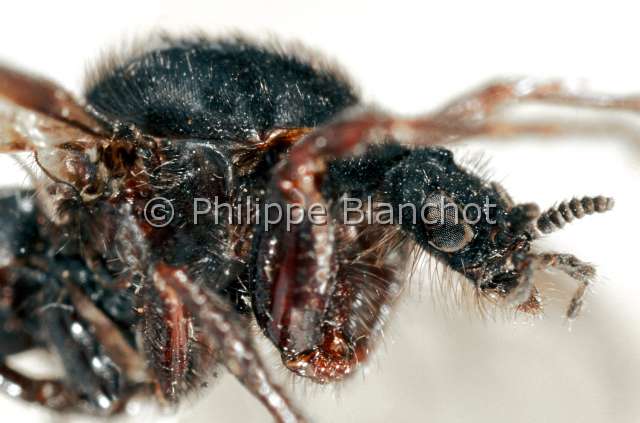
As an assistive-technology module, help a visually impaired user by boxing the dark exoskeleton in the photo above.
[0,36,629,422]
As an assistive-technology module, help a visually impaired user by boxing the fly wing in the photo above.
[0,63,114,198]
[0,63,105,153]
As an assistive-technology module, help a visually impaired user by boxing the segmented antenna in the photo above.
[536,196,614,235]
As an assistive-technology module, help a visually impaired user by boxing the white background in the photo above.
[0,1,639,422]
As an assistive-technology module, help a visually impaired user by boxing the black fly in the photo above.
[0,35,626,422]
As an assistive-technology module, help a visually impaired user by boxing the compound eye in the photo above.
[423,192,476,253]
[429,222,475,252]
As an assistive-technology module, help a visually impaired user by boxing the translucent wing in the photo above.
[0,63,104,153]
[0,63,114,199]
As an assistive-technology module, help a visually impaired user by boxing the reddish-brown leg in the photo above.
[0,363,78,411]
[434,78,640,121]
[0,64,106,155]
[0,64,104,136]
[0,361,152,415]
[150,263,306,423]
[66,284,148,382]
[276,78,640,206]
[252,213,407,383]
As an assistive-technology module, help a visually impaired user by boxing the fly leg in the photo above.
[150,263,306,423]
